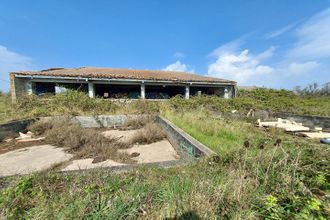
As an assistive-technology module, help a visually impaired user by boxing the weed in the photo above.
[129,122,166,145]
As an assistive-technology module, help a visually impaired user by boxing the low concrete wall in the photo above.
[157,116,216,157]
[0,119,35,141]
[272,112,330,129]
[0,115,215,160]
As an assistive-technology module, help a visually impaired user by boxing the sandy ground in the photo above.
[120,140,180,163]
[0,145,73,177]
[0,129,180,175]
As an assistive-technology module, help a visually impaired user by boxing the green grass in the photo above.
[163,110,267,154]
[0,89,329,219]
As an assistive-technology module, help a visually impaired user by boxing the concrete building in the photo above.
[10,67,236,101]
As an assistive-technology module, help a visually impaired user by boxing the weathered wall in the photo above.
[10,74,28,102]
[272,112,330,129]
[157,116,216,157]
[0,119,35,141]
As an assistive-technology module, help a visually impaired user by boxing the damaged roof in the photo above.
[12,67,236,84]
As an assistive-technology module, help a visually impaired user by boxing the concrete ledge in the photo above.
[272,112,330,129]
[157,116,217,157]
[0,119,35,141]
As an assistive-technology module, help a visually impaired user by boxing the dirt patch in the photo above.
[120,140,180,163]
[0,139,44,155]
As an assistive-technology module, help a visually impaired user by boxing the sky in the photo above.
[0,0,330,91]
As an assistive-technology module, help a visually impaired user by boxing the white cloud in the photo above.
[0,45,34,91]
[286,8,330,60]
[163,60,193,72]
[285,61,320,75]
[209,38,244,58]
[207,8,330,88]
[265,23,295,39]
[173,52,185,59]
[207,47,274,84]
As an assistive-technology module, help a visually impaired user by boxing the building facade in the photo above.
[10,67,237,101]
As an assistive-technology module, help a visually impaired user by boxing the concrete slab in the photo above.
[61,158,124,171]
[298,132,330,138]
[0,145,73,177]
[120,140,180,163]
[257,118,310,132]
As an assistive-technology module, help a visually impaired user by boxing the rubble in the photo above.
[257,118,310,132]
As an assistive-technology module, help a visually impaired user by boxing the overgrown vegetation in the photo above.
[0,89,329,219]
[0,88,329,124]
[129,122,166,145]
[28,119,134,163]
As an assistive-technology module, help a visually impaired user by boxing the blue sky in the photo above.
[1,0,330,91]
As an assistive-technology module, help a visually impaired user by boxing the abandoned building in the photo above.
[10,67,237,101]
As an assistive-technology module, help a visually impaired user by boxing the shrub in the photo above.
[129,122,166,145]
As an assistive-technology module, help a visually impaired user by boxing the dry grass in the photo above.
[129,122,166,145]
[29,119,134,163]
[120,115,156,130]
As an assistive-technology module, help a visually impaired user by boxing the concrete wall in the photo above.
[10,74,29,102]
[157,116,216,157]
[0,119,35,141]
[272,112,330,129]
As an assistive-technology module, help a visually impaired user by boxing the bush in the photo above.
[129,122,166,145]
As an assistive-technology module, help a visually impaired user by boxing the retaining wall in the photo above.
[0,119,35,141]
[272,112,330,129]
[157,116,216,157]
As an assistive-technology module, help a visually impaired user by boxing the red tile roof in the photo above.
[12,67,236,84]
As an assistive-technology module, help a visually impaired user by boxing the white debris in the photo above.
[298,132,330,139]
[257,118,310,132]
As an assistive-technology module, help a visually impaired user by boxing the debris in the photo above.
[92,156,106,163]
[16,137,45,143]
[4,138,13,143]
[231,110,237,113]
[247,109,254,117]
[298,132,330,139]
[130,152,140,157]
[257,118,310,132]
[15,131,35,140]
[320,138,330,145]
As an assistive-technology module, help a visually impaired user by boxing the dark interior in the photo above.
[95,84,140,99]
[145,85,185,99]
